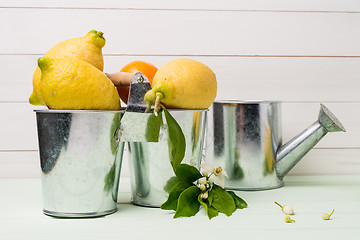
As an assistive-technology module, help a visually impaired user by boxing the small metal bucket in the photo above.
[128,109,207,207]
[35,110,125,217]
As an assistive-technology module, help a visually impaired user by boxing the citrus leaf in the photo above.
[162,106,186,171]
[210,184,236,216]
[163,176,179,193]
[145,111,163,142]
[208,191,214,206]
[175,164,202,183]
[174,186,201,218]
[198,194,219,220]
[228,191,248,209]
[161,181,193,211]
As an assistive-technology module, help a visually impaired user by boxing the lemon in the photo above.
[38,57,120,110]
[145,58,217,111]
[29,30,106,106]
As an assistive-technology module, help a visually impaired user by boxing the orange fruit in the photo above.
[117,61,158,104]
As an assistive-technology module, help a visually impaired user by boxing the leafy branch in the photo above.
[161,106,247,219]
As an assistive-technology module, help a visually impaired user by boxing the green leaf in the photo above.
[162,106,186,171]
[163,176,179,193]
[174,186,201,218]
[198,194,219,220]
[145,111,163,142]
[208,191,214,206]
[175,164,202,183]
[161,181,192,211]
[210,184,236,216]
[228,191,248,209]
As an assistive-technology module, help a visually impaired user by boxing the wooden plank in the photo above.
[0,102,358,151]
[281,102,356,148]
[287,148,360,175]
[2,0,360,12]
[0,151,40,178]
[1,148,359,178]
[1,9,360,56]
[2,55,360,102]
[0,103,39,151]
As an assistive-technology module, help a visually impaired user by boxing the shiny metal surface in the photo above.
[128,109,207,207]
[35,110,125,217]
[205,101,345,190]
[126,72,152,113]
[118,72,161,142]
[118,112,162,142]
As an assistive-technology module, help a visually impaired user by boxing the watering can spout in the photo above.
[276,104,346,179]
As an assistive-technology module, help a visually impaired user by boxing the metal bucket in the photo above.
[35,110,125,217]
[128,109,207,207]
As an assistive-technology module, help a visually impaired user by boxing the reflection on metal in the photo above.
[126,72,152,113]
[128,109,207,207]
[205,101,345,191]
[118,72,162,142]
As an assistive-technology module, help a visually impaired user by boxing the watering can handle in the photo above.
[106,72,135,87]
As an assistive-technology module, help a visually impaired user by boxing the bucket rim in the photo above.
[34,108,126,114]
[34,108,208,114]
[214,100,282,105]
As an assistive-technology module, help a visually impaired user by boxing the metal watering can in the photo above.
[205,101,346,190]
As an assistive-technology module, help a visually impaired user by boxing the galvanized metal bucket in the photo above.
[35,110,125,217]
[128,109,207,207]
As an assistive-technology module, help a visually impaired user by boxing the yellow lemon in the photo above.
[29,30,106,106]
[38,57,120,110]
[145,58,217,111]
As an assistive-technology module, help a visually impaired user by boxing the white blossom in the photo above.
[200,163,228,189]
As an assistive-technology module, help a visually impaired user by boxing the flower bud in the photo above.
[199,184,207,192]
[284,215,295,223]
[322,209,335,220]
[282,205,294,215]
[201,192,208,199]
[201,171,208,177]
[199,177,207,185]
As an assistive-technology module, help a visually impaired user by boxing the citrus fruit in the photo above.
[117,60,157,104]
[29,30,106,106]
[145,58,217,112]
[38,57,120,110]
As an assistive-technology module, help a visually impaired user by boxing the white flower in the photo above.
[200,163,228,189]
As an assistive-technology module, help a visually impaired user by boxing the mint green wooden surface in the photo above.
[1,176,359,239]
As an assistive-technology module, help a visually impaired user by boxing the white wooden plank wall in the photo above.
[1,1,359,178]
